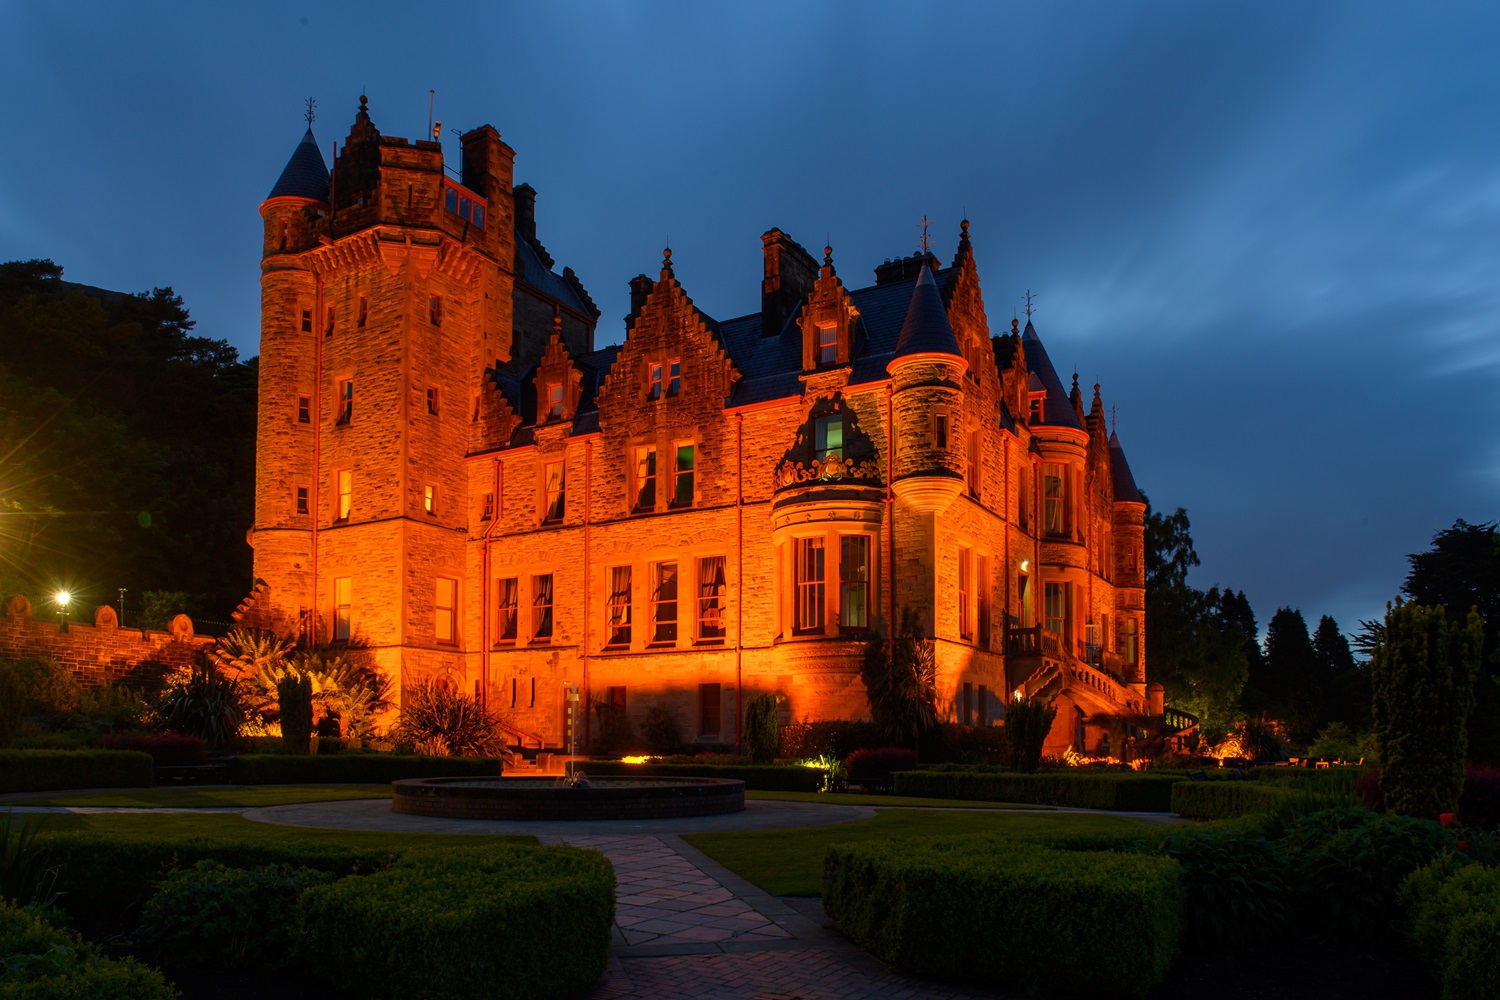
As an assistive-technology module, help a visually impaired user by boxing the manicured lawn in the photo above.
[9,785,392,808]
[34,810,534,849]
[747,790,1044,809]
[684,808,1162,897]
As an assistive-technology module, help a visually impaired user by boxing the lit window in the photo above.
[967,431,980,497]
[668,359,681,396]
[338,379,353,424]
[1044,582,1066,636]
[435,578,457,644]
[532,574,554,640]
[977,555,991,648]
[481,493,494,521]
[935,409,949,450]
[301,309,312,333]
[295,486,309,515]
[297,395,311,424]
[698,556,726,641]
[959,547,972,639]
[429,295,442,326]
[794,537,825,634]
[839,535,869,630]
[1043,464,1066,537]
[427,386,439,415]
[648,363,663,400]
[357,294,367,328]
[425,484,436,515]
[543,461,565,522]
[606,566,632,647]
[547,383,563,421]
[333,577,351,641]
[700,683,721,738]
[496,578,518,643]
[815,415,843,464]
[672,444,694,506]
[651,561,678,644]
[634,446,657,512]
[818,324,837,365]
[337,469,352,520]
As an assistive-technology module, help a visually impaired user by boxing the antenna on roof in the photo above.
[304,97,316,127]
[428,89,435,137]
[917,215,934,255]
[1023,289,1037,320]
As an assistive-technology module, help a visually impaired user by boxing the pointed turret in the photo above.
[890,266,963,365]
[1109,431,1145,506]
[886,266,968,513]
[268,128,330,202]
[1021,320,1084,430]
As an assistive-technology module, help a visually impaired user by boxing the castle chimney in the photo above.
[761,228,818,338]
[513,183,537,243]
[628,274,655,322]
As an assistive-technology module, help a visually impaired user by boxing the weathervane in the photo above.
[917,215,933,254]
[1110,404,1119,435]
[1023,289,1037,320]
[304,97,316,127]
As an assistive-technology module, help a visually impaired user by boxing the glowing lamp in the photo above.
[55,591,70,607]
[1020,560,1029,572]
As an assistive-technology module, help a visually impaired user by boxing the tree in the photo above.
[743,694,780,763]
[1005,694,1057,774]
[276,673,313,755]
[1256,608,1322,745]
[1312,614,1366,730]
[1371,601,1483,818]
[860,608,937,749]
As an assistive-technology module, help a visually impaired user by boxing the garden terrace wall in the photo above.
[0,749,154,793]
[584,760,822,792]
[895,770,1184,811]
[0,594,213,690]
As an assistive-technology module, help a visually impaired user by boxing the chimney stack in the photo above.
[761,228,818,338]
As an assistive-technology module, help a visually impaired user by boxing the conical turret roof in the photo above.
[1109,431,1145,504]
[1021,320,1083,430]
[268,128,330,202]
[890,266,962,362]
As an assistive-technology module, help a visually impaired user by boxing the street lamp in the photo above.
[55,591,71,633]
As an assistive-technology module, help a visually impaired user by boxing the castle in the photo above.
[251,98,1154,756]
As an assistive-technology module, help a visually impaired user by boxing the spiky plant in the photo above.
[155,661,247,748]
[391,681,504,757]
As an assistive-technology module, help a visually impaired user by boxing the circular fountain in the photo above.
[390,775,746,821]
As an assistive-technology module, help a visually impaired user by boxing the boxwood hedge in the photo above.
[0,749,154,793]
[227,753,504,785]
[1170,781,1291,819]
[894,769,1183,811]
[0,899,175,999]
[583,760,822,792]
[823,835,1182,998]
[1400,858,1500,1000]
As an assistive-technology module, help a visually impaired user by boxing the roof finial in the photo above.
[304,97,317,127]
[1023,289,1037,320]
[661,245,673,276]
[1011,316,1020,335]
[824,244,833,267]
[917,215,933,255]
[1110,404,1119,435]
[960,218,970,240]
[1071,372,1080,394]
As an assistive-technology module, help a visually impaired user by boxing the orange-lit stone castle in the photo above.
[251,99,1152,755]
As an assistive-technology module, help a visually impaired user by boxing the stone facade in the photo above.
[252,101,1150,755]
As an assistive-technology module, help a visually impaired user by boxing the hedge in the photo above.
[582,760,822,792]
[1171,781,1292,820]
[1400,859,1500,999]
[823,836,1182,998]
[0,749,154,793]
[228,753,504,785]
[894,770,1184,811]
[0,899,175,999]
[300,844,614,1000]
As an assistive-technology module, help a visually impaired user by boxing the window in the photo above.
[978,684,989,725]
[496,578,518,642]
[962,682,973,726]
[668,359,681,396]
[543,461,565,522]
[977,555,991,648]
[429,294,442,326]
[295,486,309,515]
[333,577,351,641]
[280,220,289,250]
[546,383,563,421]
[481,493,494,521]
[606,566,632,647]
[338,379,353,424]
[443,182,486,228]
[336,469,352,521]
[815,415,843,464]
[794,537,825,633]
[839,535,869,630]
[651,561,678,644]
[325,306,335,337]
[357,294,367,328]
[297,395,311,424]
[648,362,663,400]
[672,444,694,506]
[427,386,439,415]
[424,484,436,515]
[818,324,837,365]
[700,683,721,738]
[435,578,457,644]
[698,556,726,641]
[301,309,312,333]
[966,431,980,497]
[1018,474,1030,530]
[1126,617,1139,666]
[1029,392,1044,424]
[532,574,553,640]
[934,409,949,450]
[633,446,657,512]
[959,547,972,639]
[1044,582,1066,636]
[1043,464,1066,537]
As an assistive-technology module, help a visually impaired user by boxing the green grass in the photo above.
[747,790,1045,809]
[684,808,1161,897]
[7,785,392,808]
[32,811,535,850]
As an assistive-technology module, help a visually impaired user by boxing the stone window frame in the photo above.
[837,534,870,632]
[542,460,566,524]
[1042,463,1068,538]
[426,385,440,416]
[1043,580,1067,637]
[434,577,458,645]
[649,560,679,646]
[481,492,494,521]
[335,469,352,522]
[546,382,564,421]
[670,440,696,508]
[696,555,727,644]
[958,546,973,640]
[933,406,950,451]
[631,444,658,513]
[782,524,881,640]
[357,294,368,328]
[295,485,309,516]
[1029,391,1045,424]
[296,394,311,424]
[977,553,992,649]
[817,324,837,366]
[966,429,981,498]
[495,577,519,644]
[531,573,554,642]
[815,415,843,463]
[668,358,681,397]
[424,483,437,516]
[333,577,352,642]
[301,308,313,333]
[337,378,353,425]
[647,362,663,400]
[429,294,442,327]
[605,565,632,648]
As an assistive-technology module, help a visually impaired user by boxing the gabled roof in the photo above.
[1021,320,1084,430]
[1109,431,1145,504]
[516,235,594,319]
[268,128,330,202]
[890,266,962,363]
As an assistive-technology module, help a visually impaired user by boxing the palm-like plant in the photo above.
[391,681,504,757]
[860,608,938,750]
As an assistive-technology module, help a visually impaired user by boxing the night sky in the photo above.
[3,2,1496,639]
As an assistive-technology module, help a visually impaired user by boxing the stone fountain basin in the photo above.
[390,775,746,821]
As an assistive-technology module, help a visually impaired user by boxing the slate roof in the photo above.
[268,128,330,202]
[1021,320,1084,430]
[1109,431,1145,504]
[890,266,962,363]
[516,236,593,318]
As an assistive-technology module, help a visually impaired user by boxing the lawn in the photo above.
[32,810,534,850]
[684,808,1163,896]
[747,790,1044,809]
[8,785,392,808]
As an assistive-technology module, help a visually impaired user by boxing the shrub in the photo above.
[1400,859,1500,1000]
[136,860,335,968]
[0,749,154,793]
[859,609,937,747]
[277,672,313,755]
[923,722,1009,766]
[0,899,176,999]
[845,747,918,790]
[66,685,151,736]
[895,770,1183,811]
[154,661,247,747]
[587,698,634,755]
[0,659,83,747]
[823,836,1182,998]
[1004,695,1056,774]
[1171,781,1290,820]
[391,681,504,757]
[583,760,822,792]
[777,720,884,760]
[99,733,206,767]
[1154,826,1295,949]
[229,753,503,786]
[743,694,779,763]
[299,844,613,1000]
[1307,721,1361,763]
[639,705,681,756]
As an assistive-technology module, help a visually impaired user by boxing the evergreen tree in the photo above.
[1312,614,1366,729]
[1259,608,1322,745]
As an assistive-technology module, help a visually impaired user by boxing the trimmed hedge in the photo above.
[895,769,1183,811]
[300,844,614,1000]
[583,761,822,792]
[823,836,1182,998]
[228,753,503,785]
[99,733,206,767]
[0,749,154,793]
[1171,781,1292,819]
[0,899,175,999]
[1401,858,1500,1000]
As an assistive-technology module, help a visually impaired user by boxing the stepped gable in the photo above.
[1109,431,1145,504]
[1022,320,1084,430]
[267,128,330,202]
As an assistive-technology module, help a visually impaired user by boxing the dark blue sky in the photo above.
[3,2,1497,638]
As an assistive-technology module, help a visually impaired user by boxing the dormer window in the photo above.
[1029,392,1044,424]
[817,324,837,365]
[546,383,563,421]
[815,415,843,463]
[648,363,663,400]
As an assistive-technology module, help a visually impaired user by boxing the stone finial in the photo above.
[168,613,194,637]
[95,605,118,629]
[661,246,673,279]
[1011,317,1020,335]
